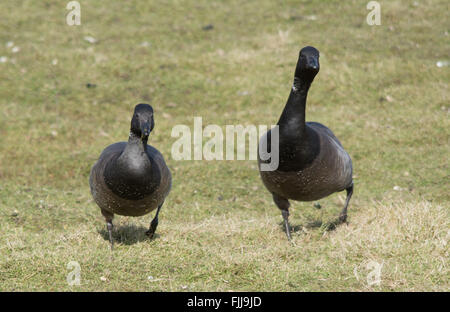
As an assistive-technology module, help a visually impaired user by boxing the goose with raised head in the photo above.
[258,46,353,240]
[89,104,172,249]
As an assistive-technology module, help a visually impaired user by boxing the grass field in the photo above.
[0,0,448,291]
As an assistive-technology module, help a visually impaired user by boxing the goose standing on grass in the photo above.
[89,104,172,249]
[258,46,353,240]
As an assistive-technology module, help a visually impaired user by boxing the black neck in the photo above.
[123,132,148,156]
[272,76,321,172]
[277,77,311,137]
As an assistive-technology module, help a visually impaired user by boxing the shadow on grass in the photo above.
[98,224,159,246]
[280,217,346,234]
[321,217,347,232]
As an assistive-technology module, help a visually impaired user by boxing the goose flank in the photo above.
[89,104,172,249]
[258,46,353,240]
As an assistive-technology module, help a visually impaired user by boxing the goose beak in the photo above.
[141,123,151,139]
[307,57,319,70]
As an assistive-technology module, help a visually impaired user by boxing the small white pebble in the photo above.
[181,285,188,289]
[0,56,8,63]
[11,46,20,53]
[50,130,58,137]
[99,130,109,137]
[393,186,402,191]
[237,90,249,96]
[52,59,58,65]
[100,276,107,281]
[147,276,163,282]
[84,36,98,44]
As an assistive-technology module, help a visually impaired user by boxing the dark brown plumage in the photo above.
[89,104,171,249]
[258,46,353,240]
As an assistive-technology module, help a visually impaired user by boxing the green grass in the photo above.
[0,0,448,291]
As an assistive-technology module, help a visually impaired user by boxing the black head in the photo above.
[130,103,154,139]
[295,46,320,83]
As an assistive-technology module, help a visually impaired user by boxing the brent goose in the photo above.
[258,46,353,240]
[90,104,172,249]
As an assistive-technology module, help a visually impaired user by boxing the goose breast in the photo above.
[258,122,352,201]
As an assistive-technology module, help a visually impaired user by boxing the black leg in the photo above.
[106,221,114,250]
[339,183,353,224]
[101,209,115,251]
[272,194,292,240]
[146,201,164,239]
